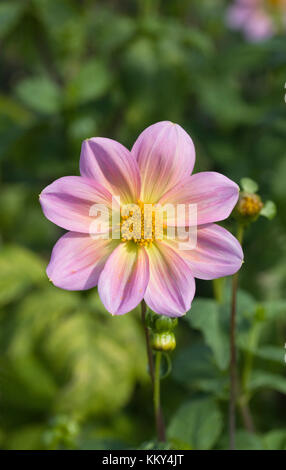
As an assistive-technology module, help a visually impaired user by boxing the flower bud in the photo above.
[234,192,263,223]
[151,331,176,352]
[155,316,178,332]
[145,310,155,329]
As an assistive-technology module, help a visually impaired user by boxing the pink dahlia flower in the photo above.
[40,121,243,317]
[226,0,286,41]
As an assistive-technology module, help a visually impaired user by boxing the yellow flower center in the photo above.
[237,193,264,217]
[266,0,286,9]
[120,200,163,247]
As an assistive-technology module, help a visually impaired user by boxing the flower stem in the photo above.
[140,301,166,442]
[141,300,154,384]
[238,397,255,433]
[154,352,166,442]
[229,223,244,450]
[213,277,225,304]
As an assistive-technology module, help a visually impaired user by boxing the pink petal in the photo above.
[40,176,114,233]
[80,137,141,203]
[226,2,274,41]
[47,232,117,290]
[181,223,243,280]
[131,121,195,203]
[226,4,254,29]
[98,243,149,315]
[144,242,196,317]
[244,11,274,41]
[159,172,239,226]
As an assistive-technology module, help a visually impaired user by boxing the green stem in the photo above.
[141,300,154,385]
[213,277,225,304]
[237,223,244,245]
[154,352,166,442]
[154,352,161,415]
[160,353,172,380]
[237,317,260,434]
[242,322,260,392]
[140,301,166,442]
[229,223,244,450]
[238,398,255,433]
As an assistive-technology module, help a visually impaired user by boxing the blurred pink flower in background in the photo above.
[226,0,286,41]
[40,122,243,317]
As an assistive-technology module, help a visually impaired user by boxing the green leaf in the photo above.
[173,344,228,397]
[33,0,76,32]
[219,430,264,450]
[246,345,285,364]
[185,290,260,371]
[139,440,173,450]
[263,430,286,450]
[0,354,57,411]
[236,431,264,450]
[0,2,24,39]
[0,245,45,307]
[248,371,286,395]
[65,60,111,106]
[92,10,135,54]
[3,288,147,420]
[68,115,98,142]
[15,77,61,114]
[0,95,33,125]
[47,309,146,416]
[123,38,158,75]
[272,157,286,198]
[79,437,128,451]
[183,28,214,55]
[185,299,229,370]
[260,200,277,220]
[195,76,259,127]
[11,289,146,416]
[3,425,44,450]
[240,177,259,193]
[223,285,257,321]
[8,288,81,354]
[261,300,286,321]
[168,398,222,450]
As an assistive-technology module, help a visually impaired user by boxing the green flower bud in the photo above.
[233,192,264,224]
[145,310,155,329]
[151,331,176,352]
[154,316,178,332]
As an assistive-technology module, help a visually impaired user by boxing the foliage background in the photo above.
[0,0,286,450]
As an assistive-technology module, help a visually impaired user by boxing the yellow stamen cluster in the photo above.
[266,0,286,12]
[267,0,285,7]
[237,193,264,218]
[121,200,162,248]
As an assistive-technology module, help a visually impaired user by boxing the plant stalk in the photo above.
[229,223,244,450]
[140,301,166,442]
[154,352,166,442]
[141,300,154,384]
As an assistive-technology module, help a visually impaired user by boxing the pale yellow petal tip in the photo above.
[48,278,53,283]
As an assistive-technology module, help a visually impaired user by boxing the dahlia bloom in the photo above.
[226,0,286,41]
[40,121,243,317]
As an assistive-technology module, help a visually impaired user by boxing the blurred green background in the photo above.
[1,0,286,450]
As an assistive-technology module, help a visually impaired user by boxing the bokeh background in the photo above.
[1,0,286,450]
